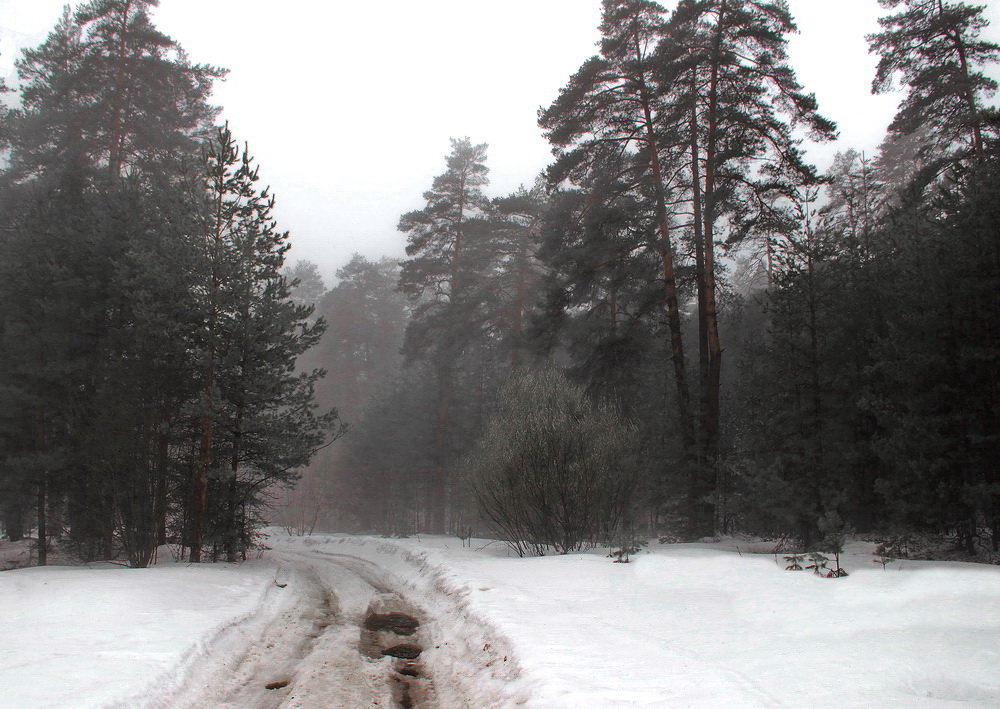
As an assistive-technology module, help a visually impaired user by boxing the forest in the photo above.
[1,0,998,567]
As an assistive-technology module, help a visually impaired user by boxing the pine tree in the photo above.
[484,183,548,369]
[283,255,407,533]
[83,173,204,566]
[869,0,999,171]
[398,138,491,533]
[539,0,696,469]
[660,0,837,537]
[538,0,834,537]
[8,1,223,182]
[0,46,10,148]
[311,255,406,421]
[0,172,113,561]
[284,260,326,311]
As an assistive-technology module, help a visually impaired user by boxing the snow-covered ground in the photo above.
[0,556,276,708]
[2,533,999,708]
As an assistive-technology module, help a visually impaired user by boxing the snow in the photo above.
[307,536,1000,707]
[2,534,999,707]
[0,555,277,709]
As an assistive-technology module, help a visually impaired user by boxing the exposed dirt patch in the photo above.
[383,643,422,659]
[360,594,437,707]
[364,611,420,636]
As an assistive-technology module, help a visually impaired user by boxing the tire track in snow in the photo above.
[155,556,393,708]
[275,536,525,708]
[152,537,524,708]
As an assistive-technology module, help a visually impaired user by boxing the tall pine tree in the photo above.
[398,138,491,533]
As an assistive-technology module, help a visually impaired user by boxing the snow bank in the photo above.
[0,559,275,709]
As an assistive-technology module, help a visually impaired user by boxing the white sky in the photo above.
[2,0,999,283]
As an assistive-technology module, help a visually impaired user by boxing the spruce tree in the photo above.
[867,154,1000,552]
[190,125,342,562]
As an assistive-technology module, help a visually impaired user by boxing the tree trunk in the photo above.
[190,410,212,563]
[155,425,169,546]
[106,0,134,176]
[36,475,48,566]
[638,86,695,457]
[511,227,528,370]
[226,401,245,562]
[689,4,730,538]
[430,363,454,534]
[940,0,984,156]
[35,409,49,566]
[4,502,25,542]
[687,82,716,539]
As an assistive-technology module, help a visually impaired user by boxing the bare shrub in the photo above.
[464,369,638,556]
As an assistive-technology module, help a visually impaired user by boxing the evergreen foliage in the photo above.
[3,0,998,565]
[0,7,337,565]
[869,0,999,167]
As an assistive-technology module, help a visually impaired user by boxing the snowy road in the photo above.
[154,537,523,709]
[7,533,997,707]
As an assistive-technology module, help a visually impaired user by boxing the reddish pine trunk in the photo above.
[687,3,730,538]
[191,355,215,563]
[687,84,716,539]
[637,74,695,457]
[107,0,134,176]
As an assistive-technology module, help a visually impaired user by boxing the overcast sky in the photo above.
[2,0,999,284]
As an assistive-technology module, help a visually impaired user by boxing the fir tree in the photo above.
[190,124,343,562]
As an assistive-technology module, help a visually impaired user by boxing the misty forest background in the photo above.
[0,0,997,567]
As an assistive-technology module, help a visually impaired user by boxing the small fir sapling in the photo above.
[783,513,851,577]
[872,542,896,570]
[784,553,806,570]
[806,552,830,575]
[872,536,907,569]
[817,511,850,577]
[609,525,647,563]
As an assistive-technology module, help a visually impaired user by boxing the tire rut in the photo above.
[159,565,341,709]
